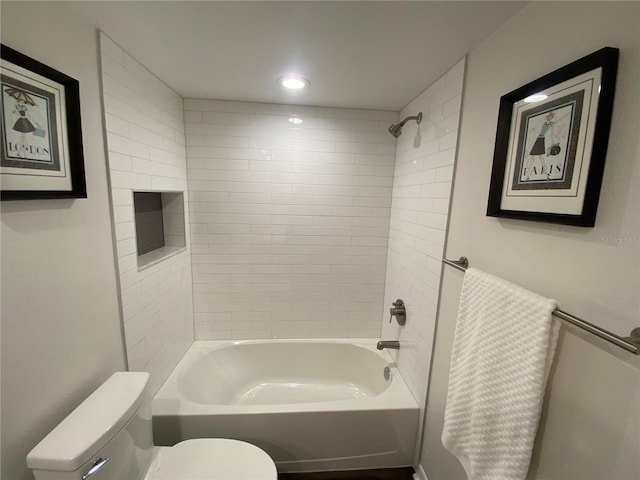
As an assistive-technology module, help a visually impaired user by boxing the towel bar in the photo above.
[443,256,640,355]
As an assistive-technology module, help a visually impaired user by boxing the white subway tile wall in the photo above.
[381,59,465,405]
[184,100,398,339]
[100,34,194,395]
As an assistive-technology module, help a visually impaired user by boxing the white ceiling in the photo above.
[67,1,526,111]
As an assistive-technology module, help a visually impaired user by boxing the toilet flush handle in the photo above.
[82,457,110,480]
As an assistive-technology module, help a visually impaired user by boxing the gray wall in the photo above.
[421,2,640,479]
[1,3,126,479]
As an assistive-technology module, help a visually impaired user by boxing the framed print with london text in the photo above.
[1,44,86,200]
[487,47,618,227]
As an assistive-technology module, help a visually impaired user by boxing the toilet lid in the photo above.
[150,439,277,479]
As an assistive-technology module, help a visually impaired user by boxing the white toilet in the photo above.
[27,372,277,480]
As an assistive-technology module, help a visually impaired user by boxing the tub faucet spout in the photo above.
[377,340,400,350]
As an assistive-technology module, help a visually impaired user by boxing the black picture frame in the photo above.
[487,47,618,227]
[1,44,86,200]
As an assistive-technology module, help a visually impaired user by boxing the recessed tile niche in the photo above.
[133,191,186,269]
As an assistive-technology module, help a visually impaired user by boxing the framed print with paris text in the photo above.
[487,47,618,227]
[1,44,86,200]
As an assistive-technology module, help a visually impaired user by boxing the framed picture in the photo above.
[1,44,86,200]
[487,47,618,227]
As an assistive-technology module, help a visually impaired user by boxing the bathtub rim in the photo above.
[152,338,419,416]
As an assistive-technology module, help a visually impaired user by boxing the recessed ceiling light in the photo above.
[288,116,303,125]
[278,75,309,90]
[524,93,548,103]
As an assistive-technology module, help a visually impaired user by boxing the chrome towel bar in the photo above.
[443,256,640,355]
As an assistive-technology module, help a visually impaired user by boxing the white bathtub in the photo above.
[152,340,419,472]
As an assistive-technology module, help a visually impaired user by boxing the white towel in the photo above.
[442,268,559,480]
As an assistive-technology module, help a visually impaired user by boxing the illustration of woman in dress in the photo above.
[5,87,38,132]
[3,87,46,158]
[525,111,556,180]
[13,101,36,133]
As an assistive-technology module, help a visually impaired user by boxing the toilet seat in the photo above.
[148,438,277,479]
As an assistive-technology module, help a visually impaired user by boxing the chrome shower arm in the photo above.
[398,112,422,127]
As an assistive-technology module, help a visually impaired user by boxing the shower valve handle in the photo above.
[389,299,406,326]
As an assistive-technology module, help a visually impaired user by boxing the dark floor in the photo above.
[278,467,414,480]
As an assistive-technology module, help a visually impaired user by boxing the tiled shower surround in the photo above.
[184,102,398,339]
[382,59,465,405]
[100,33,464,401]
[100,34,194,394]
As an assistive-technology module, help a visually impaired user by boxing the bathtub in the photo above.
[152,339,419,472]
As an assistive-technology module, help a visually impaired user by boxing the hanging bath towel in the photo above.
[442,268,559,480]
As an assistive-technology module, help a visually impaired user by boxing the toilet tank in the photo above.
[27,372,153,480]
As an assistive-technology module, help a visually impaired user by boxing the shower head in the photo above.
[388,123,404,138]
[388,112,423,138]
